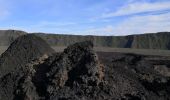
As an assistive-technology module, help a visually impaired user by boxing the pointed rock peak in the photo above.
[46,41,104,94]
[0,34,55,77]
[64,41,93,53]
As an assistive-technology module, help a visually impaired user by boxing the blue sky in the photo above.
[0,0,170,35]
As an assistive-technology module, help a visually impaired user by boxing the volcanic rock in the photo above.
[0,34,55,100]
[0,34,55,78]
[0,39,170,100]
[44,41,105,100]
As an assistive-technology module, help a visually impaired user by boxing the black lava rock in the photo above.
[0,34,55,100]
[0,34,55,78]
[0,39,170,100]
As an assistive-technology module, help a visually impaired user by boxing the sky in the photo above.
[0,0,170,36]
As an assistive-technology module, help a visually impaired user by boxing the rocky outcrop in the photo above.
[0,34,55,78]
[0,39,105,100]
[0,34,55,100]
[0,36,170,100]
[44,41,105,100]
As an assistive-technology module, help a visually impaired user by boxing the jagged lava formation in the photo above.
[0,34,170,100]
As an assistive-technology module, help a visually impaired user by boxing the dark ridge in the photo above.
[36,31,170,50]
[0,30,26,46]
[0,34,55,78]
[1,30,170,50]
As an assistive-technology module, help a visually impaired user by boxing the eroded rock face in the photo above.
[0,39,170,100]
[44,41,105,99]
[0,34,55,100]
[0,40,105,100]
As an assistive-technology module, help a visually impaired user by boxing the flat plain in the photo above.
[1,46,170,56]
[52,46,170,56]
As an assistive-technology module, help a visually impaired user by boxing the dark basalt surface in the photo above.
[0,34,55,78]
[0,35,170,100]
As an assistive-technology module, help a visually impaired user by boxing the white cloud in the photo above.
[111,13,170,35]
[101,1,170,18]
[88,1,170,36]
[2,12,170,36]
[83,12,170,36]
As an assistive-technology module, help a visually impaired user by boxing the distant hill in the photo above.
[0,30,26,46]
[0,30,170,50]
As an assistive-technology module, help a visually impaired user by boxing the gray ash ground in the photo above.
[0,34,170,100]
